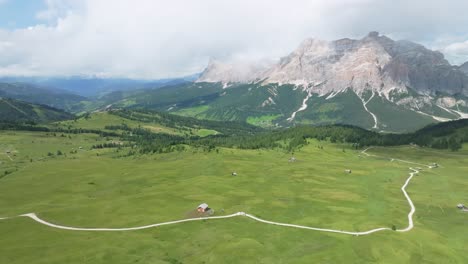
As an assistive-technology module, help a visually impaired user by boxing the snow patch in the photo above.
[287,91,312,121]
[267,86,278,97]
[437,104,468,119]
[261,97,276,107]
[415,111,452,122]
[358,91,378,129]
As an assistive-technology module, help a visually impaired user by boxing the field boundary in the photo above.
[0,148,428,236]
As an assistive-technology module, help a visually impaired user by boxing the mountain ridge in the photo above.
[460,61,468,74]
[0,82,86,112]
[0,97,74,123]
[198,32,468,98]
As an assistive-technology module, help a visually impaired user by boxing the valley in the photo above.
[0,110,467,263]
[0,7,467,262]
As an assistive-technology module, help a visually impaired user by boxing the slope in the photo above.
[0,82,86,112]
[0,97,74,123]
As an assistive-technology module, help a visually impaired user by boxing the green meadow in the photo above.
[0,131,467,263]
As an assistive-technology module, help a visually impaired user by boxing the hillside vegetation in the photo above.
[107,82,445,132]
[2,108,467,153]
[0,82,86,112]
[0,98,74,123]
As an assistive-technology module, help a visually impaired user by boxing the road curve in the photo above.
[0,148,426,236]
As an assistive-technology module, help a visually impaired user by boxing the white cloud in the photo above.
[443,41,468,65]
[0,0,467,79]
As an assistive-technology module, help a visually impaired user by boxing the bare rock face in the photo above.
[460,62,468,75]
[263,33,402,97]
[198,32,468,97]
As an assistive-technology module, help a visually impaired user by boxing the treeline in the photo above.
[111,109,263,135]
[2,114,467,155]
[125,121,468,154]
[0,121,120,137]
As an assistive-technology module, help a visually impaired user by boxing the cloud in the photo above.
[443,41,468,65]
[0,0,467,79]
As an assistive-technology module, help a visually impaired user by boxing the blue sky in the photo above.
[0,0,467,78]
[0,0,46,29]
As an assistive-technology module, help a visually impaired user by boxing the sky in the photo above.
[0,0,468,79]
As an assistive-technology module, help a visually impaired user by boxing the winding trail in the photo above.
[0,148,428,236]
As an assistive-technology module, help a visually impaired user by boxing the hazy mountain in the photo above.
[197,59,271,84]
[186,32,468,132]
[0,97,74,123]
[15,32,464,132]
[0,82,86,112]
[199,32,468,97]
[460,62,468,75]
[0,74,199,97]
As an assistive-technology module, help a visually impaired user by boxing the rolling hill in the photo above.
[0,97,74,123]
[0,82,86,112]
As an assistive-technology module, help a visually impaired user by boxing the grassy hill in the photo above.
[0,129,466,263]
[1,107,468,263]
[0,82,86,112]
[0,98,74,123]
[54,110,261,138]
[107,82,444,132]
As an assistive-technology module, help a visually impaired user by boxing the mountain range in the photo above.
[0,75,198,97]
[191,32,468,131]
[1,32,467,132]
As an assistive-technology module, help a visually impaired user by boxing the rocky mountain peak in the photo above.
[367,31,380,38]
[197,33,468,97]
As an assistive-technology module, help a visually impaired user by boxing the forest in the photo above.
[1,110,466,154]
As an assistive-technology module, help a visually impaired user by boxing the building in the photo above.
[197,203,209,212]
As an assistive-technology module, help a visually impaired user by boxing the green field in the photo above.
[54,111,219,137]
[0,129,467,263]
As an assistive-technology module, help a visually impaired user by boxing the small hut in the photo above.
[289,157,297,163]
[457,204,465,210]
[345,169,352,174]
[197,203,209,212]
[231,172,237,176]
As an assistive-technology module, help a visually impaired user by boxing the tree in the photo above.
[448,136,462,151]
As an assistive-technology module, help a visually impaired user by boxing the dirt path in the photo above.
[0,148,427,236]
[2,153,13,161]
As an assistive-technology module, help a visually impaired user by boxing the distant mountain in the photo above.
[190,32,468,132]
[0,74,199,97]
[0,97,74,123]
[199,31,468,97]
[461,62,468,75]
[0,82,86,112]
